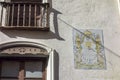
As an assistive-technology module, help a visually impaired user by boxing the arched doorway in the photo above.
[0,41,54,80]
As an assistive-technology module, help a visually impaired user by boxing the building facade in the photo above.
[0,0,120,80]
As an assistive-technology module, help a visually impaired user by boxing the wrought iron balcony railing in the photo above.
[0,2,49,31]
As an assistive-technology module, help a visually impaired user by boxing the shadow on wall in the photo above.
[0,8,64,40]
[58,17,120,67]
[1,29,64,40]
[54,50,59,80]
[51,8,63,40]
[0,0,64,40]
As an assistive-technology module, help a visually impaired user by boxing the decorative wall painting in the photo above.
[73,29,106,69]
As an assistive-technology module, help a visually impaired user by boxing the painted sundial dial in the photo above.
[73,29,106,69]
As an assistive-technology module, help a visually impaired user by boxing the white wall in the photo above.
[0,0,120,80]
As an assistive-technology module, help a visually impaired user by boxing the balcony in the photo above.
[0,2,49,31]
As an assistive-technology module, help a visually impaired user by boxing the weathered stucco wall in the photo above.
[0,0,120,80]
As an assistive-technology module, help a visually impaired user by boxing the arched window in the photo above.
[0,41,54,80]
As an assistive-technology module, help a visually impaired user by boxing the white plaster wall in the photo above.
[0,0,120,80]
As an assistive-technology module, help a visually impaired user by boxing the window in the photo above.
[0,0,49,30]
[0,41,54,80]
[0,59,47,80]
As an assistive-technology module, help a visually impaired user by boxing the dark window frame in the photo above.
[0,58,47,80]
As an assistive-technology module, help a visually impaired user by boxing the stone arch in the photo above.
[0,41,52,57]
[0,41,54,80]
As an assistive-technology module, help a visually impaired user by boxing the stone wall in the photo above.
[0,0,120,80]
